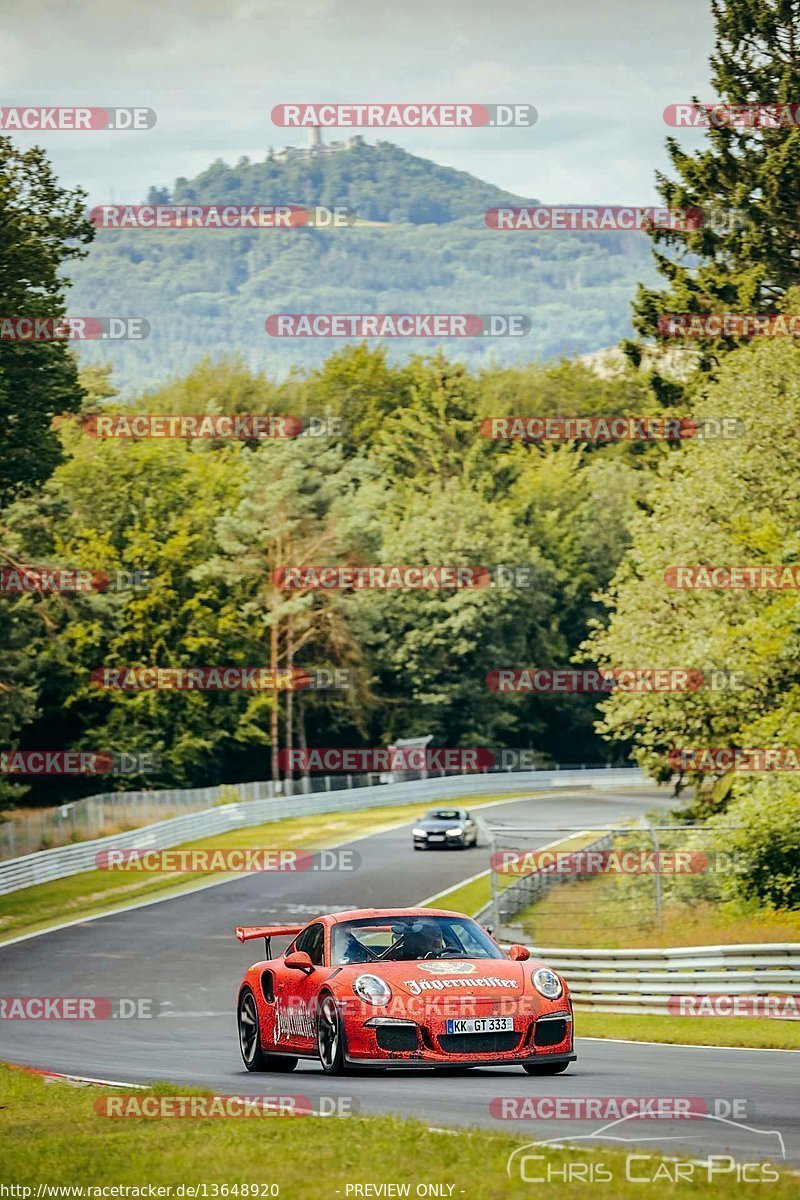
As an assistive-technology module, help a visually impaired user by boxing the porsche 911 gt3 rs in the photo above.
[235,907,575,1075]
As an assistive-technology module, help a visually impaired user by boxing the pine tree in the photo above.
[630,0,800,361]
[0,138,94,504]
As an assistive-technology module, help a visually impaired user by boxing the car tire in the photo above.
[317,993,347,1075]
[522,1060,571,1075]
[238,988,298,1073]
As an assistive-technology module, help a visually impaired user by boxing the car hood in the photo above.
[339,957,530,997]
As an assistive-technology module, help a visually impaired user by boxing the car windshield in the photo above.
[331,915,503,965]
[426,809,460,820]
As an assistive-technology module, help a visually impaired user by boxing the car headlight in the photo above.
[446,826,464,835]
[353,974,393,1006]
[532,967,563,999]
[412,827,428,837]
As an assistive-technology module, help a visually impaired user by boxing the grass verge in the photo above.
[513,864,800,949]
[575,1010,800,1051]
[1,1064,795,1195]
[0,794,522,944]
[422,831,612,918]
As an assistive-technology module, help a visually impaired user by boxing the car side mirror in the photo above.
[285,950,315,973]
[508,944,531,961]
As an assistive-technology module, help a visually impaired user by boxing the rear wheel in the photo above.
[523,1060,571,1075]
[238,988,298,1073]
[317,993,347,1075]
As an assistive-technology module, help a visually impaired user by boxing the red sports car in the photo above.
[235,907,576,1075]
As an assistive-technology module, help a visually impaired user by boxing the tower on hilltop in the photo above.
[309,126,322,149]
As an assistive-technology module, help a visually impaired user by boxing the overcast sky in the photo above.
[1,0,717,205]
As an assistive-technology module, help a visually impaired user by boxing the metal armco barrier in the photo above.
[0,767,645,895]
[526,943,800,1015]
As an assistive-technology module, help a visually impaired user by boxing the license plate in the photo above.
[429,834,445,841]
[445,1017,514,1034]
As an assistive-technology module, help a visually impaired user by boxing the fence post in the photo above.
[490,829,501,936]
[642,816,663,933]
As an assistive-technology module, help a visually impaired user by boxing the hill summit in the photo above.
[149,137,538,225]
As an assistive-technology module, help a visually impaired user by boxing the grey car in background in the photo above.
[412,807,478,850]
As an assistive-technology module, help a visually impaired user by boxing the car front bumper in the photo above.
[413,833,467,848]
[343,1007,574,1066]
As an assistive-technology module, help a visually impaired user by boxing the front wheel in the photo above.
[238,988,298,1073]
[523,1060,571,1075]
[317,993,347,1075]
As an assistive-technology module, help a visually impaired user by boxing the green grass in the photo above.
[0,793,523,944]
[514,862,800,949]
[576,1010,800,1051]
[423,831,611,918]
[2,1064,795,1195]
[424,870,493,915]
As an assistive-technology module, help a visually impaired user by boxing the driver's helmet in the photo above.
[401,920,443,958]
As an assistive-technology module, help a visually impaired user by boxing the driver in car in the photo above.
[393,921,445,960]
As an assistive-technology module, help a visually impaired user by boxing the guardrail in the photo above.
[0,761,636,861]
[0,767,645,896]
[526,943,800,1015]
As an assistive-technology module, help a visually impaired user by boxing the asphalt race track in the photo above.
[1,787,797,1168]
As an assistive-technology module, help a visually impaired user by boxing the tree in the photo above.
[197,438,367,786]
[631,0,800,359]
[584,325,800,808]
[0,138,94,505]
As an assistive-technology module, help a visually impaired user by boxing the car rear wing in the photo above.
[235,925,304,958]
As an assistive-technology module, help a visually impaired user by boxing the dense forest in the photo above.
[2,348,665,805]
